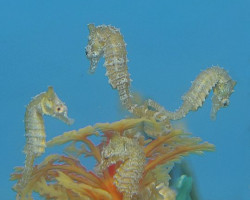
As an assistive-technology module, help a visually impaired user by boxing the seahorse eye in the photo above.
[56,105,64,113]
[222,99,229,107]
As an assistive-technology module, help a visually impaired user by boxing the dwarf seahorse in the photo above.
[85,24,133,108]
[15,86,73,197]
[97,135,145,200]
[146,66,236,120]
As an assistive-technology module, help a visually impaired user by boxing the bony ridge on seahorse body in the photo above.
[15,86,74,197]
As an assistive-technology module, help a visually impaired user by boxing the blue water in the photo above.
[1,1,249,199]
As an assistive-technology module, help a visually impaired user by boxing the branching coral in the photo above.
[11,23,235,200]
[11,118,214,200]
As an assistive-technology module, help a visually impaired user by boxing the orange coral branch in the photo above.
[101,170,123,200]
[46,126,96,146]
[144,129,184,157]
[48,165,101,186]
[40,155,102,185]
[80,136,102,163]
[144,142,215,175]
[56,171,113,200]
[95,118,145,134]
[47,127,102,162]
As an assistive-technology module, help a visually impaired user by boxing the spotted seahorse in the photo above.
[146,66,236,120]
[97,135,145,200]
[15,86,73,196]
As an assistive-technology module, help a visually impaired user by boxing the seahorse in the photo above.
[85,24,236,136]
[145,66,236,120]
[97,134,145,200]
[85,24,173,135]
[85,24,133,108]
[15,86,73,198]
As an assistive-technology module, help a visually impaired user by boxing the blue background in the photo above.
[0,0,249,199]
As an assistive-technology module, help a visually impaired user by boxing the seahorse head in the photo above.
[41,86,74,125]
[85,24,106,73]
[211,79,236,120]
[102,135,130,159]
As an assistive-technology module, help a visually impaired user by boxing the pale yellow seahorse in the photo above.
[146,66,236,120]
[85,24,236,136]
[15,86,73,198]
[85,24,132,108]
[85,24,172,135]
[97,134,146,200]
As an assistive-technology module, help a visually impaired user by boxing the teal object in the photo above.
[176,175,193,200]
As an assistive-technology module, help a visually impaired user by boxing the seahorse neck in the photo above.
[26,92,45,112]
[25,93,46,133]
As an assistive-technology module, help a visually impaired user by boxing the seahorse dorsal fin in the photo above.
[88,24,95,32]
